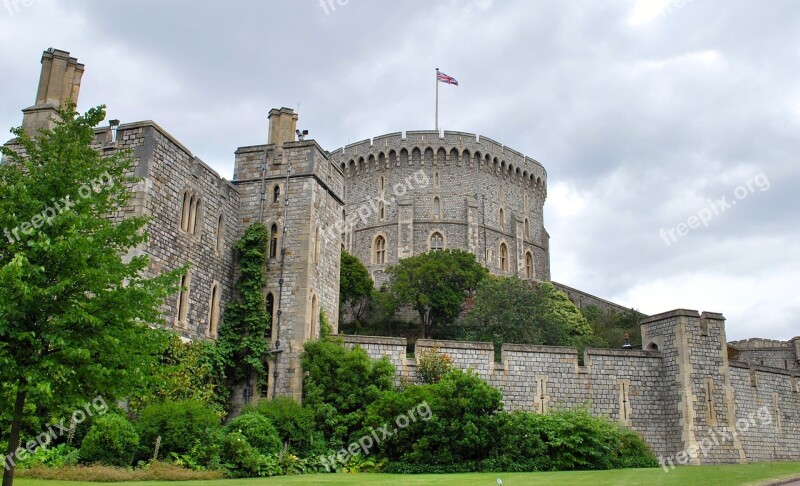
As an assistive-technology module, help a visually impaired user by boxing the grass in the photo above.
[13,461,800,486]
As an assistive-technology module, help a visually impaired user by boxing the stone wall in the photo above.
[342,335,673,458]
[90,122,240,342]
[729,338,800,372]
[552,281,635,315]
[728,362,800,461]
[340,308,800,464]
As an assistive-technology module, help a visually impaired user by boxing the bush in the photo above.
[615,428,660,468]
[224,413,281,455]
[79,414,139,467]
[134,399,221,461]
[302,339,396,449]
[16,443,79,469]
[485,411,549,472]
[245,398,325,456]
[416,347,452,384]
[365,368,503,472]
[220,431,261,478]
[489,409,658,472]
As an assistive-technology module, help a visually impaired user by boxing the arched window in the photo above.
[378,201,385,221]
[215,214,225,252]
[430,232,444,251]
[194,199,202,235]
[499,243,508,271]
[180,192,202,236]
[525,252,534,279]
[208,283,220,337]
[499,208,505,230]
[433,171,440,187]
[180,192,191,231]
[379,176,385,192]
[269,224,279,259]
[176,270,191,326]
[273,185,281,203]
[524,218,530,238]
[374,235,386,264]
[433,197,441,218]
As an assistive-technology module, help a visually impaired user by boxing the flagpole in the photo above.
[435,67,439,131]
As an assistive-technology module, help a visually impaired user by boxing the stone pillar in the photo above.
[22,49,84,136]
[514,215,524,275]
[466,196,480,256]
[641,309,746,465]
[397,197,414,259]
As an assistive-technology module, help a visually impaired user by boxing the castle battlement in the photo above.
[332,130,547,190]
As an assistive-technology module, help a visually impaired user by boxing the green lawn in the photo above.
[15,461,800,486]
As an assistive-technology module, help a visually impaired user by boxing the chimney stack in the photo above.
[21,48,85,136]
[268,108,298,148]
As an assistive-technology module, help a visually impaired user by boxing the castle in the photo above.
[3,49,798,464]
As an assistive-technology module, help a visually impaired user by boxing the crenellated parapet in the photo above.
[330,130,547,194]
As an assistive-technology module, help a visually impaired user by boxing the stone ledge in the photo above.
[729,360,799,376]
[640,309,701,324]
[502,343,578,354]
[416,339,494,351]
[585,348,662,358]
[339,335,407,346]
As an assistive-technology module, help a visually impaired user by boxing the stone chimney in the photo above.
[21,48,84,136]
[268,108,298,148]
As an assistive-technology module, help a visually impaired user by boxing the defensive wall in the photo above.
[342,309,800,464]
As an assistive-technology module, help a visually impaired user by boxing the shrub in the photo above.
[614,428,659,468]
[220,431,261,478]
[416,347,452,384]
[16,443,79,469]
[79,414,139,467]
[302,339,395,449]
[485,411,548,472]
[134,399,221,461]
[366,368,503,472]
[491,409,658,472]
[245,398,325,456]
[224,413,281,455]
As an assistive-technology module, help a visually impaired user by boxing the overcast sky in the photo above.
[1,0,798,341]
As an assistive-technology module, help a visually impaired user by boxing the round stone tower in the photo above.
[330,130,550,286]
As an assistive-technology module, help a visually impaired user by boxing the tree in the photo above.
[214,223,272,405]
[339,250,373,326]
[532,281,592,342]
[459,277,592,347]
[386,250,488,338]
[581,305,643,348]
[0,105,180,486]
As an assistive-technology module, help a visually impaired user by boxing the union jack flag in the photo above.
[437,71,459,86]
